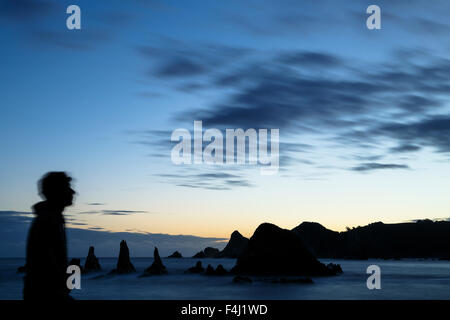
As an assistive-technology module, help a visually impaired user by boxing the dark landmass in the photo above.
[110,240,135,274]
[84,246,101,273]
[218,230,249,258]
[167,251,182,258]
[231,223,342,276]
[192,247,220,258]
[293,220,450,259]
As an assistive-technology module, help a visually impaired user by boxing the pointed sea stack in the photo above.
[231,223,342,276]
[84,246,101,273]
[143,247,168,276]
[111,240,135,274]
[218,230,249,258]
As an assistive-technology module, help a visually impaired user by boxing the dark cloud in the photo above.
[137,42,252,81]
[390,144,421,153]
[87,202,105,206]
[101,210,148,216]
[76,210,148,216]
[154,57,208,78]
[375,117,450,153]
[279,51,343,67]
[350,163,410,172]
[0,0,58,21]
[154,171,253,191]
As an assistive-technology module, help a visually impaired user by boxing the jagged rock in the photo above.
[205,264,215,275]
[204,264,229,276]
[231,223,342,276]
[233,276,252,283]
[17,265,26,274]
[110,240,135,274]
[215,264,228,275]
[84,246,101,273]
[218,231,249,258]
[193,251,206,258]
[68,258,83,273]
[185,261,204,274]
[167,251,183,258]
[192,247,220,258]
[143,247,167,276]
[204,247,220,257]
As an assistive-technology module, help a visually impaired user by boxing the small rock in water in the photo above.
[185,261,205,274]
[167,251,183,258]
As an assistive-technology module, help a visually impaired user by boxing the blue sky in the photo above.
[1,0,450,255]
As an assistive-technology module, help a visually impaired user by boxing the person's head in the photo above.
[38,172,75,207]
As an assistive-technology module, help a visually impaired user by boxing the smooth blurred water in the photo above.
[1,258,449,300]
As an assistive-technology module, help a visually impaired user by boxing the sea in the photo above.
[1,258,449,300]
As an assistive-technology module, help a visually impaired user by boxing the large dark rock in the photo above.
[192,251,206,258]
[292,222,340,258]
[192,247,220,258]
[185,261,204,274]
[84,246,101,273]
[232,223,341,276]
[167,251,182,258]
[143,247,167,276]
[111,240,135,274]
[218,231,249,258]
[204,247,220,257]
[293,220,450,259]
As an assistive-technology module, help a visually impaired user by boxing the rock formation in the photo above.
[84,246,101,273]
[231,223,341,276]
[192,247,220,258]
[218,231,249,258]
[204,264,229,276]
[111,240,135,274]
[185,261,204,273]
[192,251,206,258]
[205,264,215,275]
[143,247,168,276]
[293,219,450,259]
[167,251,182,258]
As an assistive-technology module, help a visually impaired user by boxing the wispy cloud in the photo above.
[350,163,410,172]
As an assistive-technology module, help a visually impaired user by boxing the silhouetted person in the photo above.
[24,172,75,300]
